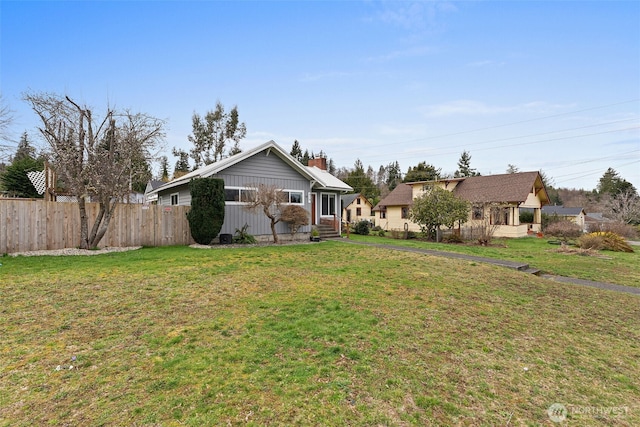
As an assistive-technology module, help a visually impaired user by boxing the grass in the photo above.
[1,242,639,426]
[347,234,640,288]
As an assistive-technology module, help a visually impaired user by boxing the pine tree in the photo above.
[454,150,479,177]
[290,140,303,162]
[160,156,170,182]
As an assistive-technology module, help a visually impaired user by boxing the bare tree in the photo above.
[605,188,640,224]
[0,94,15,156]
[24,93,165,249]
[244,183,286,243]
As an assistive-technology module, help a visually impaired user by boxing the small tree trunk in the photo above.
[270,219,279,243]
[78,198,90,249]
[89,200,118,248]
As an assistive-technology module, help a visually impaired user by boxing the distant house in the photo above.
[541,206,587,231]
[584,212,613,232]
[373,172,550,238]
[341,193,375,224]
[146,141,352,241]
[144,180,166,204]
[372,183,414,230]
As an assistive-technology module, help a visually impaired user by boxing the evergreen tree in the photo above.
[506,164,519,174]
[1,134,43,197]
[172,148,191,178]
[301,149,310,166]
[187,102,246,168]
[387,161,402,190]
[1,156,44,198]
[403,162,441,183]
[290,140,303,162]
[597,168,636,197]
[159,156,170,182]
[344,159,379,201]
[14,132,37,161]
[454,150,479,177]
[186,177,225,245]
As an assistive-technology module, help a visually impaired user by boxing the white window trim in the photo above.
[224,186,257,205]
[320,192,337,217]
[170,192,179,206]
[281,189,304,205]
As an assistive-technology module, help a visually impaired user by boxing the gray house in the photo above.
[148,141,352,241]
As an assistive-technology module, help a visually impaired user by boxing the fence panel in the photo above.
[0,199,192,254]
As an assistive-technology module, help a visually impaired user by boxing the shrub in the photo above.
[187,177,225,245]
[377,229,386,237]
[576,234,604,251]
[233,223,257,244]
[578,232,633,252]
[280,205,310,238]
[442,233,464,243]
[544,220,582,242]
[353,220,371,235]
[519,211,534,224]
[588,221,638,239]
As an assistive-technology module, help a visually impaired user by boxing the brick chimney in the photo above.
[308,157,327,170]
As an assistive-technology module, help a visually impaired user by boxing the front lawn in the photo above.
[1,243,638,426]
[346,234,640,288]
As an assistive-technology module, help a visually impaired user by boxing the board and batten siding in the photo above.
[156,149,313,237]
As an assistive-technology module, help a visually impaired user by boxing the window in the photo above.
[490,207,509,225]
[472,206,484,220]
[280,190,304,204]
[170,193,179,205]
[401,207,409,219]
[224,187,256,204]
[356,207,362,216]
[356,198,361,205]
[321,194,336,216]
[380,210,386,219]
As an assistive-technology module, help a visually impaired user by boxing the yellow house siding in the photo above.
[343,197,374,223]
[378,206,421,232]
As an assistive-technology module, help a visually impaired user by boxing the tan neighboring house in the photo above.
[373,171,550,238]
[341,193,375,224]
[541,206,587,232]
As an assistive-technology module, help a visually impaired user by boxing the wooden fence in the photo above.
[0,199,193,254]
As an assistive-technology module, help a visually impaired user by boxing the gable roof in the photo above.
[542,206,585,216]
[306,166,353,192]
[341,193,373,208]
[372,183,413,211]
[451,171,549,204]
[148,141,351,195]
[145,180,166,192]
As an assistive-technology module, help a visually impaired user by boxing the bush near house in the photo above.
[186,177,225,245]
[544,220,582,242]
[353,220,371,235]
[280,205,310,238]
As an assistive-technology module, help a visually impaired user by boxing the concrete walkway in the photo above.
[338,239,640,296]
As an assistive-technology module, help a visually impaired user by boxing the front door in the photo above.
[311,193,316,224]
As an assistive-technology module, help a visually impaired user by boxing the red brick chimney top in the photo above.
[308,157,327,170]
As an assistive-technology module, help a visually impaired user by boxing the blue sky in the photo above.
[1,0,639,191]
